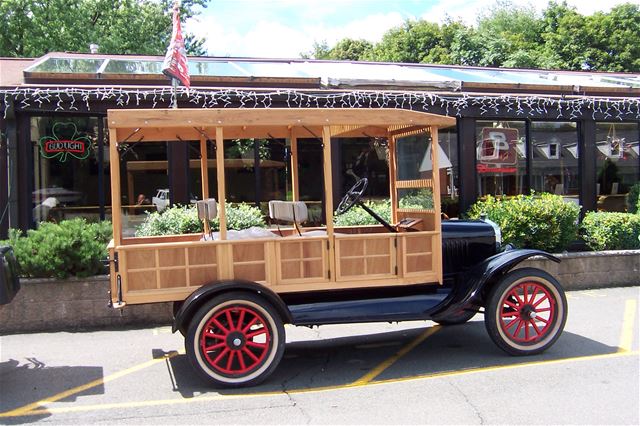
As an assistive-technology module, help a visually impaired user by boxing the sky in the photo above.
[184,0,635,59]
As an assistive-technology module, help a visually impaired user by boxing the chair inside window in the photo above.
[268,200,308,236]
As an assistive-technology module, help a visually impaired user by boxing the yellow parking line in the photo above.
[10,350,638,418]
[618,299,637,353]
[352,325,440,385]
[0,351,181,418]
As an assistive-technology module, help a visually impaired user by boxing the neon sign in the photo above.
[38,122,93,162]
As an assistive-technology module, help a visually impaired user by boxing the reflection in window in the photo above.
[476,121,526,197]
[31,117,102,226]
[596,122,639,212]
[530,122,579,204]
[439,127,459,217]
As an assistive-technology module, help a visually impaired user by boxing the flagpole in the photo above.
[172,78,178,109]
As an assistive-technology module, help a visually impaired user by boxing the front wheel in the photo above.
[485,268,567,356]
[185,292,285,387]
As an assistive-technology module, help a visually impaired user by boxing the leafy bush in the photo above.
[399,188,434,210]
[628,182,640,214]
[136,205,202,236]
[581,212,640,251]
[0,219,112,279]
[334,200,392,226]
[467,193,580,252]
[215,203,266,231]
[136,203,266,237]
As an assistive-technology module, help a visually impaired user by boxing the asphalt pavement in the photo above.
[0,286,638,425]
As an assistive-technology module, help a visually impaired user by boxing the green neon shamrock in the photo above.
[38,122,94,162]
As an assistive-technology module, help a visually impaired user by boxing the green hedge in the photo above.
[0,219,112,279]
[628,182,640,214]
[136,203,266,237]
[581,212,640,251]
[333,200,392,227]
[466,193,580,252]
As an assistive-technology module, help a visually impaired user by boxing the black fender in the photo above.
[172,279,293,334]
[431,248,560,322]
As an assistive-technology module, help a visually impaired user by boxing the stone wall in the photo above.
[0,276,173,334]
[1,250,638,335]
[519,250,640,290]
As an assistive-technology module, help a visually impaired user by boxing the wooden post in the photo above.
[388,133,398,224]
[290,129,299,201]
[430,126,443,284]
[109,130,122,246]
[200,132,210,234]
[215,127,227,240]
[322,126,335,281]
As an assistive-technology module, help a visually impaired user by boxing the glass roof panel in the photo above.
[231,61,309,78]
[188,60,247,77]
[26,57,104,74]
[102,59,163,74]
[420,68,506,83]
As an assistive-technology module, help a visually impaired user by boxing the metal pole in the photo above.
[172,78,178,109]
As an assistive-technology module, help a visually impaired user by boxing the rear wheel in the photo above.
[485,268,567,356]
[185,292,285,387]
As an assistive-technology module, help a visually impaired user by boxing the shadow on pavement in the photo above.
[163,321,620,397]
[0,358,104,423]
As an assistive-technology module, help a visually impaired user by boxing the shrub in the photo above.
[398,188,434,210]
[581,212,640,251]
[628,182,640,214]
[467,193,580,252]
[136,203,266,237]
[0,219,112,279]
[334,200,392,227]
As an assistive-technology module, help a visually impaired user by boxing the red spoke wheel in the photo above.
[485,268,567,356]
[186,292,285,387]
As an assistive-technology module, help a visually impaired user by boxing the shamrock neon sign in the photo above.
[39,122,93,162]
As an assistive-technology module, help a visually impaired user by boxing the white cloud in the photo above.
[188,11,407,58]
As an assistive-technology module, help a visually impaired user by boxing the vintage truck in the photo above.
[106,107,567,387]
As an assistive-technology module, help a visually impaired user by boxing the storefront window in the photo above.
[31,116,105,226]
[476,121,526,197]
[595,122,639,212]
[439,127,459,217]
[530,122,579,204]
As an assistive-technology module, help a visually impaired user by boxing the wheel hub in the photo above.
[520,304,537,320]
[226,331,246,349]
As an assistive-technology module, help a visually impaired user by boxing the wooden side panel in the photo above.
[276,238,328,284]
[335,234,396,281]
[400,233,435,276]
[232,242,267,284]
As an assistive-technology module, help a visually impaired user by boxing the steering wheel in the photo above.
[336,178,368,215]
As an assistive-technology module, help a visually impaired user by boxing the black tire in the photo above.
[185,291,285,387]
[485,268,567,356]
[435,309,478,326]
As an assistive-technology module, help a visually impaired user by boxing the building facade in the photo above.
[1,53,638,238]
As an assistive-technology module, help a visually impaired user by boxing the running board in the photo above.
[289,290,450,326]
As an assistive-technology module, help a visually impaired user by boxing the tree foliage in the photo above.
[0,0,207,57]
[306,1,640,72]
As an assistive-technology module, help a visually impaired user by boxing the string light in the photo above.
[0,87,638,121]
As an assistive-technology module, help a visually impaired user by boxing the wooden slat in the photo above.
[396,178,433,189]
[107,108,456,129]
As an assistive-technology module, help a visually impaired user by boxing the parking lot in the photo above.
[1,286,638,424]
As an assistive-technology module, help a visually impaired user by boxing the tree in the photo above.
[0,0,207,57]
[302,39,372,61]
[307,1,640,72]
